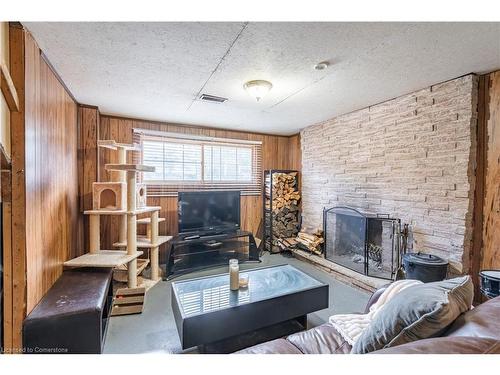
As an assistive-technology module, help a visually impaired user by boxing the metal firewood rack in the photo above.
[263,169,300,253]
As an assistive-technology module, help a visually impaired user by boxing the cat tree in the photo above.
[64,140,171,316]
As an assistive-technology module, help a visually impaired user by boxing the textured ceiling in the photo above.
[23,22,500,135]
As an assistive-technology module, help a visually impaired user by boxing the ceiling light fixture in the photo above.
[243,80,273,102]
[314,61,329,70]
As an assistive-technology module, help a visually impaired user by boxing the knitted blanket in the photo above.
[328,279,423,345]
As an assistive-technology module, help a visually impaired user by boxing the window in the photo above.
[134,129,262,196]
[142,140,202,182]
[203,145,253,182]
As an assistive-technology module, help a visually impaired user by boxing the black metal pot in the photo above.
[403,252,448,283]
[479,270,500,299]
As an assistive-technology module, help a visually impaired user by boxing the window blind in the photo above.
[133,129,263,197]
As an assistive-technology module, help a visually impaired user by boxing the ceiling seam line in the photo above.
[186,22,249,112]
[265,75,328,110]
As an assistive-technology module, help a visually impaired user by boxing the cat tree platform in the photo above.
[113,235,172,249]
[113,266,163,292]
[98,140,141,151]
[139,277,162,291]
[83,206,162,215]
[137,217,166,225]
[113,259,150,283]
[105,164,154,173]
[63,250,143,268]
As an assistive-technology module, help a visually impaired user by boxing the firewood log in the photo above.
[298,232,317,242]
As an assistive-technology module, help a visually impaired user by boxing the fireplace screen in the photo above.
[323,206,400,280]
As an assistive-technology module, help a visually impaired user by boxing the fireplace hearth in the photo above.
[323,206,400,280]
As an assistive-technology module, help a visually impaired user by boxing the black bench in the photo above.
[23,267,113,354]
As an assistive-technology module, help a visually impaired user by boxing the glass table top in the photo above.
[172,264,324,318]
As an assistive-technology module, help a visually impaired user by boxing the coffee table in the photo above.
[171,264,329,352]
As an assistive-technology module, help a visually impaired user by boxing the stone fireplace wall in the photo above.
[301,75,478,273]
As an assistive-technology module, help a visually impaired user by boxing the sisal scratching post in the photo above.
[150,211,159,281]
[89,214,100,254]
[118,218,127,244]
[126,169,138,289]
[126,170,136,213]
[117,147,127,180]
[118,147,127,244]
[150,247,159,281]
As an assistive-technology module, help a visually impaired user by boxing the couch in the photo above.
[236,285,500,354]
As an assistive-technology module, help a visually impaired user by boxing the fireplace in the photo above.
[323,206,400,280]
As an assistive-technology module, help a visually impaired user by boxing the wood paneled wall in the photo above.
[4,26,82,350]
[78,105,99,254]
[24,31,82,312]
[89,114,300,253]
[288,134,301,171]
[480,71,500,271]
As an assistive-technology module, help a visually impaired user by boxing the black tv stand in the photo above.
[182,230,238,240]
[183,234,201,240]
[163,230,261,280]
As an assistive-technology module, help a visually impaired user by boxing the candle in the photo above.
[229,259,239,291]
[239,274,249,288]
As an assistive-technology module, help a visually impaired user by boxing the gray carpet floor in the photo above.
[103,253,370,354]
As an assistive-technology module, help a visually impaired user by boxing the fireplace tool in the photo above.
[395,223,409,280]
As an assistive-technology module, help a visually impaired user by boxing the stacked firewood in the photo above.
[276,237,298,252]
[271,172,300,210]
[265,172,300,252]
[273,227,324,256]
[271,172,300,242]
[295,227,324,256]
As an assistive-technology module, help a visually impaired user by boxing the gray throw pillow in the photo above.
[352,276,473,354]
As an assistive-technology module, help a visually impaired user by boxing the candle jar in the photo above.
[239,273,249,288]
[229,259,239,291]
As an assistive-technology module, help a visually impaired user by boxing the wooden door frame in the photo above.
[2,22,26,353]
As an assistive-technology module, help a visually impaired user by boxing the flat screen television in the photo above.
[178,191,241,234]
